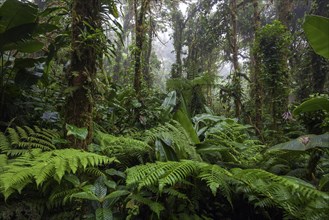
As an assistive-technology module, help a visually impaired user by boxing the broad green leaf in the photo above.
[66,124,88,140]
[173,110,200,144]
[0,0,38,33]
[103,190,130,200]
[270,133,329,151]
[95,208,113,220]
[155,139,178,161]
[63,174,81,186]
[293,97,329,115]
[15,40,44,53]
[71,191,100,202]
[105,168,126,179]
[0,23,38,51]
[303,15,329,59]
[161,90,176,111]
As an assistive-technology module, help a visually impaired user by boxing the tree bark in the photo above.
[143,17,154,87]
[250,0,263,136]
[133,0,150,97]
[65,0,100,149]
[230,0,242,118]
[171,5,184,79]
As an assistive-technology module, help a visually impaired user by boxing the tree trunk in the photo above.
[250,0,263,137]
[143,17,154,87]
[65,0,100,149]
[230,0,242,118]
[276,0,294,28]
[171,5,184,79]
[133,0,149,97]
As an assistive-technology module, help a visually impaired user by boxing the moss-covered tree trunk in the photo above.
[133,0,150,97]
[171,5,184,79]
[65,0,100,149]
[229,0,242,118]
[143,17,154,87]
[250,0,263,137]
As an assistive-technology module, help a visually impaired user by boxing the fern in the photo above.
[144,121,201,161]
[129,194,165,218]
[198,164,232,204]
[232,168,329,219]
[126,160,200,191]
[126,160,329,219]
[92,130,153,166]
[0,126,59,156]
[0,149,118,199]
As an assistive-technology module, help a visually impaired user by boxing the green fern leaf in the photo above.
[198,164,232,201]
[0,149,118,198]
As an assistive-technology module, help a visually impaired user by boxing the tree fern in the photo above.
[0,126,59,156]
[0,149,117,199]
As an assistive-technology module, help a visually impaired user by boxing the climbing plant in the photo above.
[253,20,292,143]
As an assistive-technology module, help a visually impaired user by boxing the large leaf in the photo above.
[71,191,100,202]
[161,90,176,111]
[173,110,200,144]
[66,124,88,140]
[0,0,38,33]
[95,208,113,220]
[293,97,329,115]
[0,23,38,51]
[270,133,329,151]
[103,190,130,200]
[15,39,44,53]
[303,15,329,59]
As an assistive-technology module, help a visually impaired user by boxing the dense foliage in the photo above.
[0,0,328,219]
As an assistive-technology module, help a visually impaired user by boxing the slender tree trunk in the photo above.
[65,0,100,149]
[250,0,263,137]
[230,0,242,118]
[143,17,154,87]
[276,0,294,28]
[113,1,134,84]
[171,6,184,79]
[133,0,149,97]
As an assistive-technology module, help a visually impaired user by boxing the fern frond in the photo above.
[92,131,153,167]
[162,188,189,200]
[126,160,200,192]
[7,128,20,146]
[16,126,28,140]
[0,149,118,199]
[0,132,10,152]
[0,126,60,157]
[129,194,165,218]
[198,164,232,204]
[231,168,329,219]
